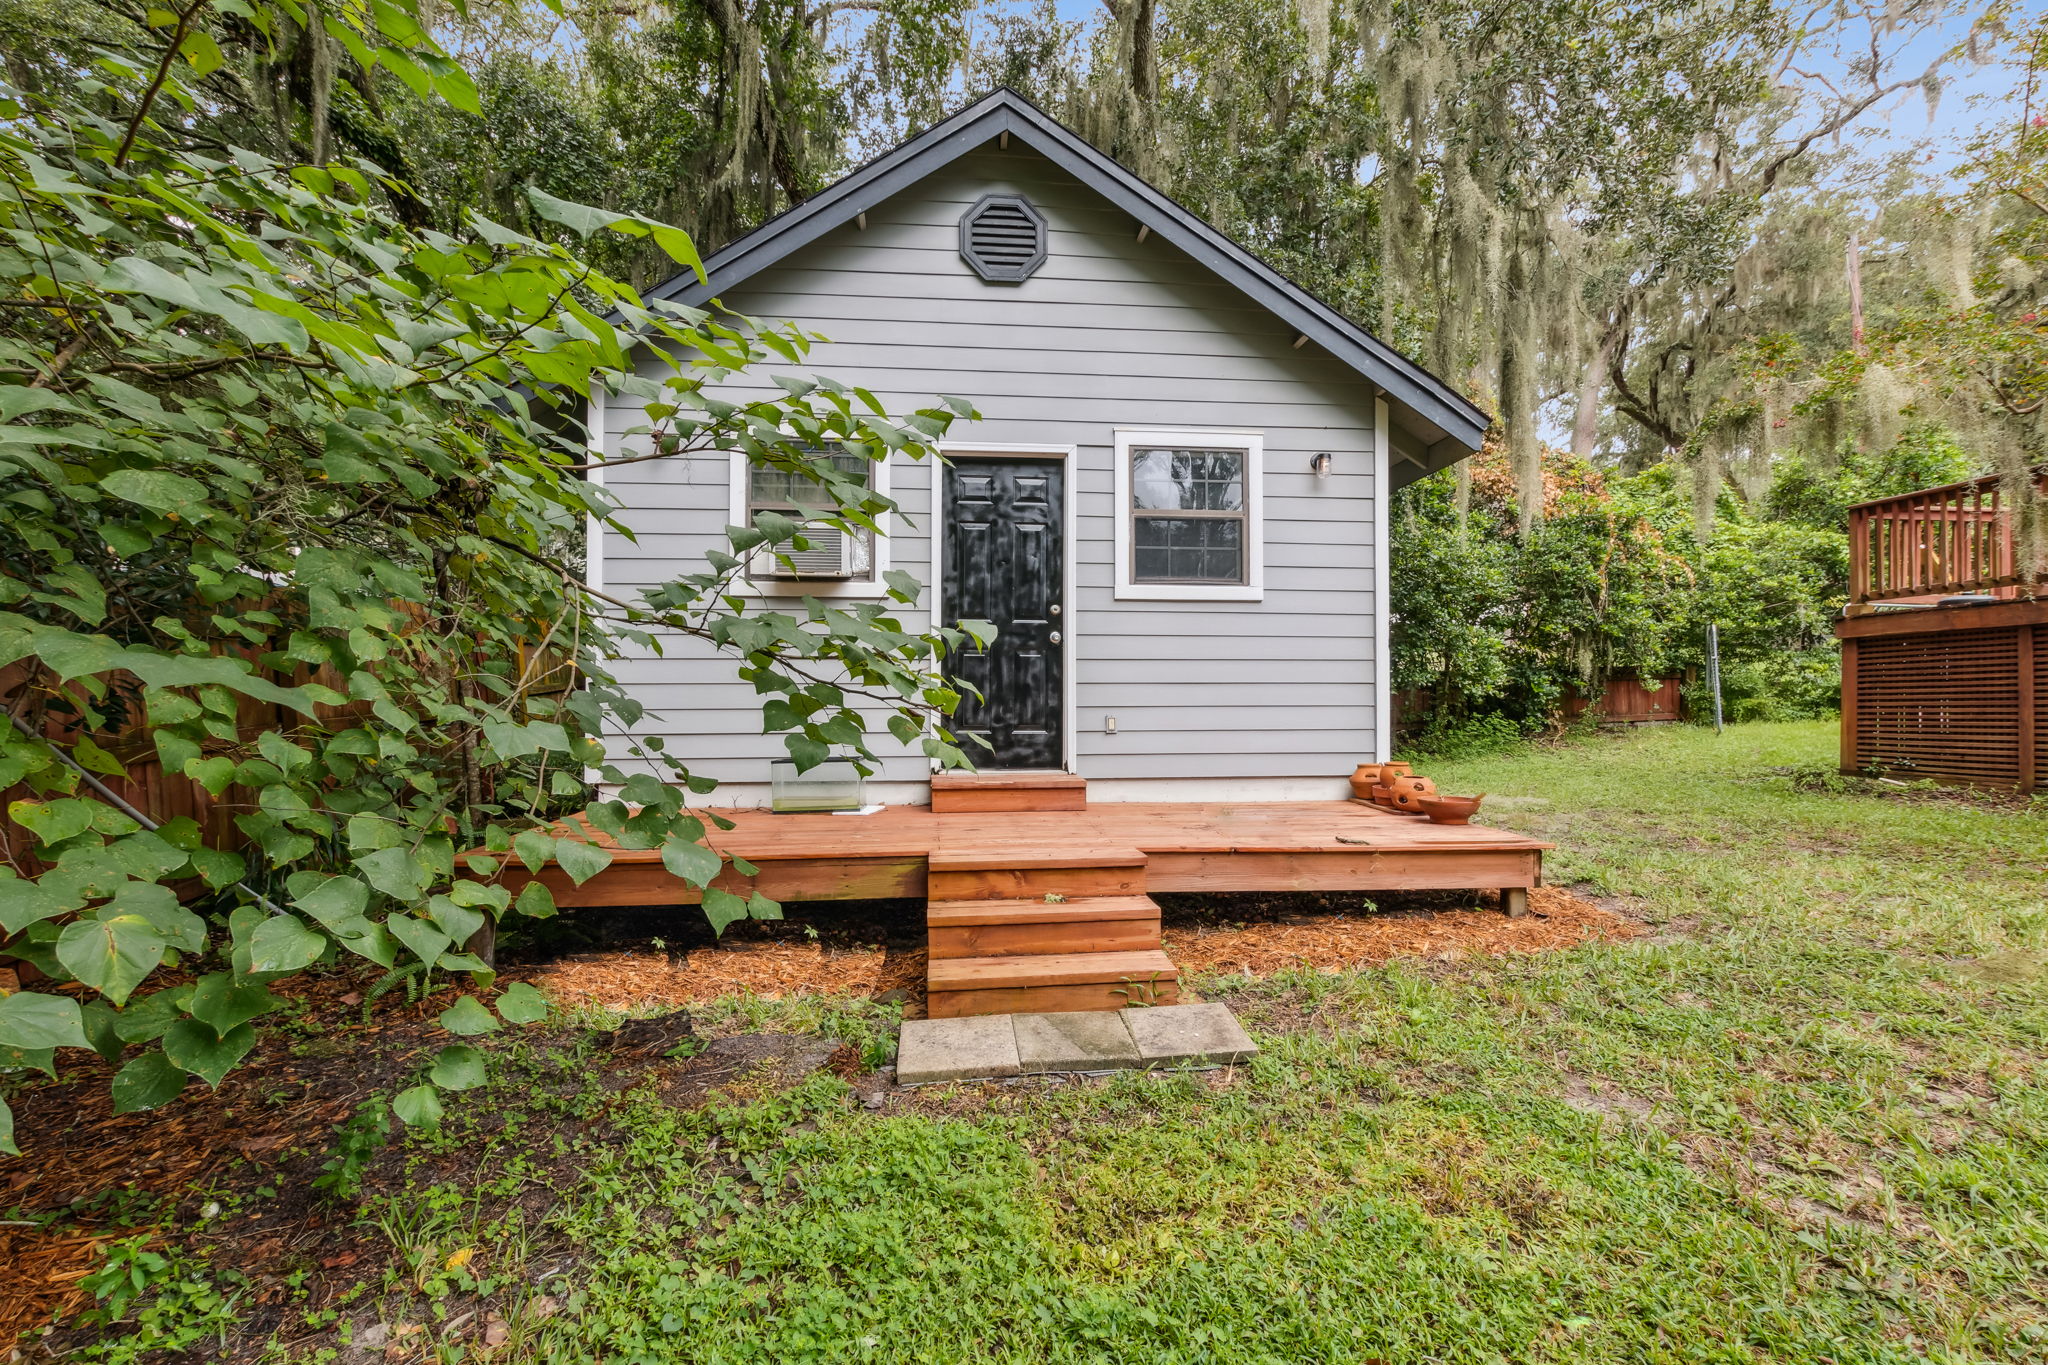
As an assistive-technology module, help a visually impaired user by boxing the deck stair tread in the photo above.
[929,772,1089,814]
[928,949,1180,992]
[928,846,1146,873]
[931,772,1086,790]
[926,895,1159,927]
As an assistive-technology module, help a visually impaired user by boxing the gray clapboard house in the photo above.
[587,89,1487,808]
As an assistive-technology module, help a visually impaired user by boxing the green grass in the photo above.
[115,723,2048,1363]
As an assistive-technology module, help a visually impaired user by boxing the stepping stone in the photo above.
[1123,1003,1259,1066]
[896,1015,1020,1085]
[1015,1010,1139,1073]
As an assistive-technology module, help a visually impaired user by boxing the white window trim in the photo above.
[930,442,1080,774]
[726,445,894,599]
[1112,427,1265,601]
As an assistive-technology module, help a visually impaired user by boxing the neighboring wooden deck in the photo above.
[1838,597,2046,792]
[501,799,1553,909]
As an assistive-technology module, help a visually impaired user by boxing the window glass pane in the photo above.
[749,452,867,509]
[746,449,874,580]
[1133,515,1244,583]
[1131,449,1243,511]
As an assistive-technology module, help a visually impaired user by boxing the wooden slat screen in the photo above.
[1850,627,2024,787]
[2036,626,2047,788]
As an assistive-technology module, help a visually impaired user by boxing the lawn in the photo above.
[13,720,2048,1363]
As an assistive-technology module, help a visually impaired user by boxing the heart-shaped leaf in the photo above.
[355,846,429,901]
[493,982,548,1025]
[0,877,71,934]
[247,916,325,974]
[513,882,556,919]
[387,914,451,967]
[551,837,612,886]
[428,1043,488,1090]
[111,1050,189,1114]
[162,1018,256,1086]
[188,973,284,1034]
[292,875,370,933]
[660,836,721,888]
[0,992,88,1050]
[437,995,500,1036]
[392,1083,443,1127]
[57,914,165,1006]
[511,827,554,874]
[182,755,238,796]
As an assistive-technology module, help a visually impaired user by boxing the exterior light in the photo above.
[1309,451,1333,479]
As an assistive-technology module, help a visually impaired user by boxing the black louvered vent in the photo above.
[959,194,1048,283]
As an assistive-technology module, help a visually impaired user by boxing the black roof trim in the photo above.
[647,88,1489,452]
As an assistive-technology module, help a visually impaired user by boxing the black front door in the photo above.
[942,458,1063,769]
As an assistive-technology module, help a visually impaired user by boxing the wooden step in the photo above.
[930,772,1086,813]
[925,894,1160,926]
[927,895,1162,959]
[926,949,1181,1018]
[926,847,1146,901]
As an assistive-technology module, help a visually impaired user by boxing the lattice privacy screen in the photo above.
[1848,624,2041,789]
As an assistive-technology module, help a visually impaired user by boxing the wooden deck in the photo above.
[502,799,1552,910]
[495,796,1550,1016]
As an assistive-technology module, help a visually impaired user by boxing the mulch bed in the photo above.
[523,886,1637,1015]
[0,970,445,1352]
[0,886,1632,1353]
[1161,886,1638,977]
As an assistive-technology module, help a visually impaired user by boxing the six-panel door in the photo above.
[943,458,1064,769]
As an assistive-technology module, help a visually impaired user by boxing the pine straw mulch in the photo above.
[531,942,927,1014]
[1160,886,1639,977]
[522,886,1639,1017]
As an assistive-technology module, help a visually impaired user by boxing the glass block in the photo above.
[769,758,866,813]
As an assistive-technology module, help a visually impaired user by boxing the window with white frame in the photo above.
[728,447,889,594]
[1113,430,1263,600]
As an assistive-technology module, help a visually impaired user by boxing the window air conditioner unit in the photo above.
[748,524,867,581]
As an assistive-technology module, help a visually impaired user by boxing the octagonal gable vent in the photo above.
[959,194,1048,283]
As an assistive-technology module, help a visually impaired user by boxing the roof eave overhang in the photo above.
[649,90,1490,456]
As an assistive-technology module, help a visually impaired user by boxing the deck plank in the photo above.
[478,799,1551,907]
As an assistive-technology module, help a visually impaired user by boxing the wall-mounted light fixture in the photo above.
[1309,451,1333,480]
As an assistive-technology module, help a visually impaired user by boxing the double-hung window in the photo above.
[728,447,890,596]
[1113,430,1264,600]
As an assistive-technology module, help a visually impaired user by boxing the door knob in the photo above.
[1049,630,1062,644]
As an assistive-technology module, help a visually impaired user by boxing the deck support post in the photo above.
[464,917,497,969]
[1501,888,1529,919]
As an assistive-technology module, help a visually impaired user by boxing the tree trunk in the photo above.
[1571,327,1621,460]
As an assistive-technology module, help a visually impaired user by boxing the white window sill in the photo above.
[732,577,893,600]
[1113,583,1265,602]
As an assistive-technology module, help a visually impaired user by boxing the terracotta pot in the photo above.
[1369,784,1397,807]
[1378,761,1413,782]
[1417,793,1485,825]
[1348,763,1384,800]
[1390,776,1438,812]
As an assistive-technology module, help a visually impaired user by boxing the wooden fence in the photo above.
[1395,673,1684,735]
[1,640,576,881]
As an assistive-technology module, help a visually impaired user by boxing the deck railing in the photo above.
[1848,471,2048,604]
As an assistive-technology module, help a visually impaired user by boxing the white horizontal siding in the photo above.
[596,144,1385,794]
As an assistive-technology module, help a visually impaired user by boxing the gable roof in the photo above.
[647,88,1490,464]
